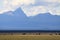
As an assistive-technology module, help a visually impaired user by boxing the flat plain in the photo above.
[0,35,60,40]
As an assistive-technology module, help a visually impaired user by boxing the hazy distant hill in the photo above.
[0,8,60,30]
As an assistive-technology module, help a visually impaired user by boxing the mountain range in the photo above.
[0,8,60,30]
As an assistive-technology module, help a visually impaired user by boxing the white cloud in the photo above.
[0,0,35,14]
[44,0,60,3]
[0,0,60,17]
[21,0,60,16]
[21,6,48,16]
[48,6,60,15]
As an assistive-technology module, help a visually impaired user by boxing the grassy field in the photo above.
[0,35,60,40]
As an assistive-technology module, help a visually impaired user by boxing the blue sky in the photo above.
[0,0,60,16]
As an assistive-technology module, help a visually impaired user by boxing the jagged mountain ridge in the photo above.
[0,8,60,30]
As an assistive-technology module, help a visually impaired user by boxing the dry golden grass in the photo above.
[0,35,60,40]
